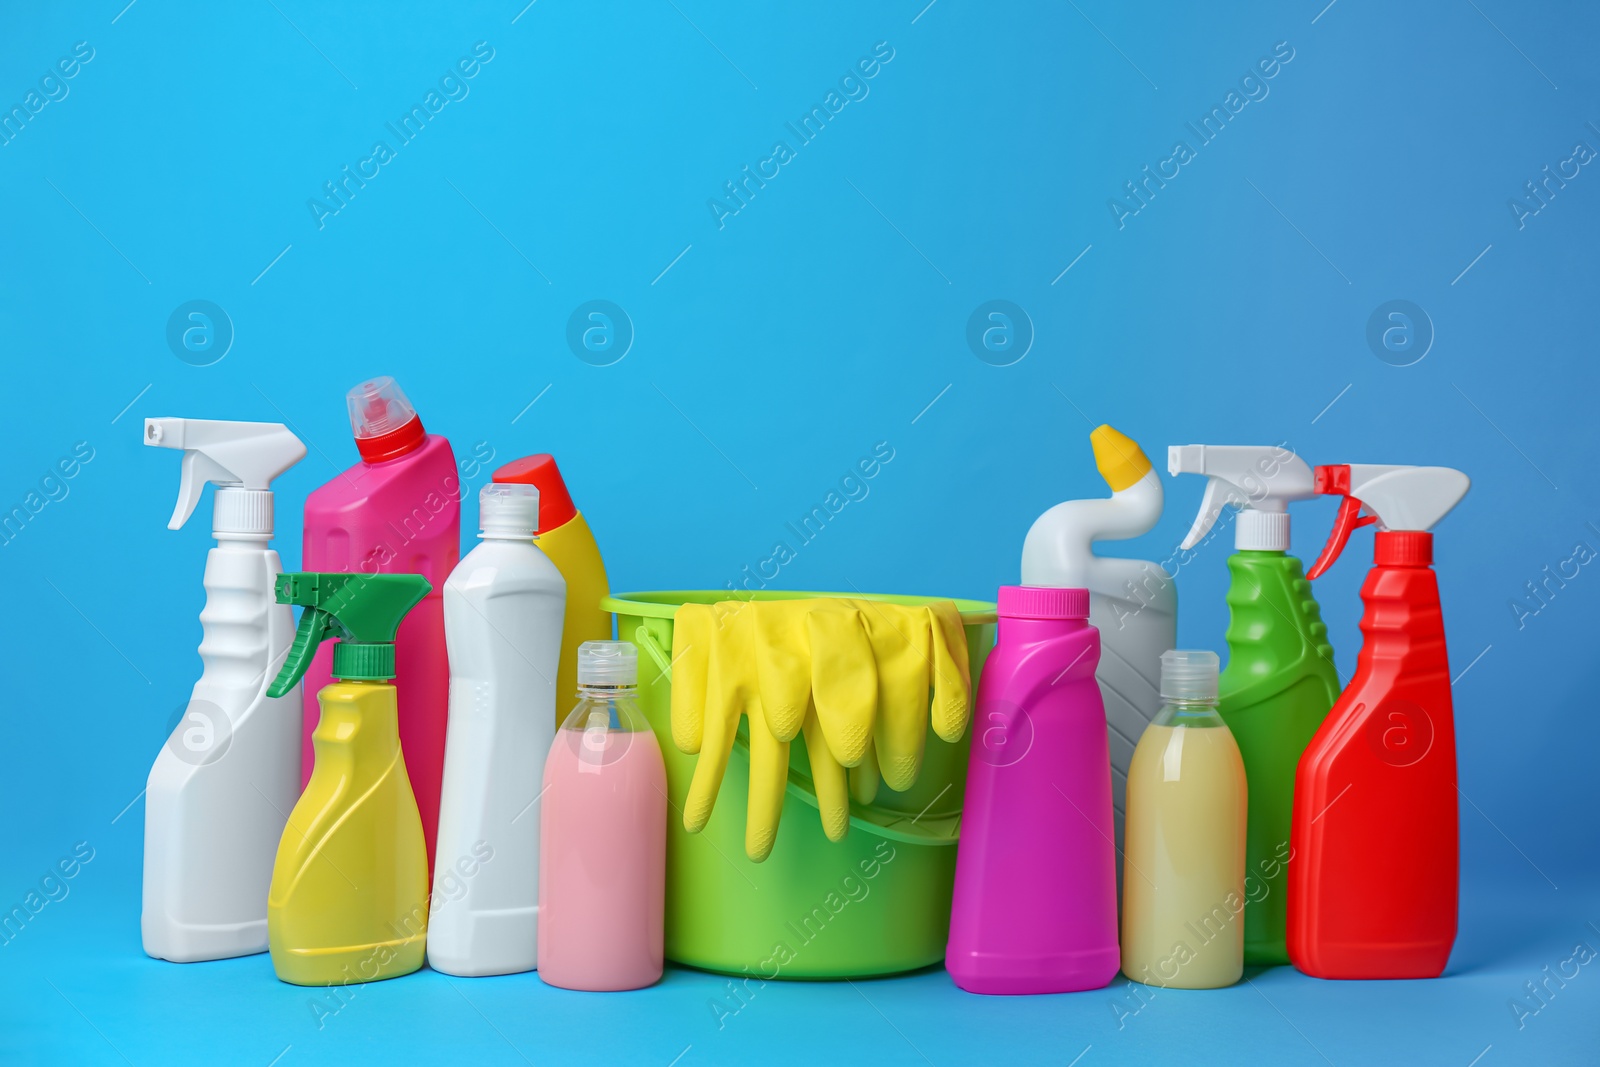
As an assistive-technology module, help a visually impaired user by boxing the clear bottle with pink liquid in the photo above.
[300,377,459,879]
[538,641,667,991]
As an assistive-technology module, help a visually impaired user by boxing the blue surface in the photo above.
[1,0,1597,1063]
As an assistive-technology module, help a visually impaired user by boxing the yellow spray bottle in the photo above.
[262,572,432,987]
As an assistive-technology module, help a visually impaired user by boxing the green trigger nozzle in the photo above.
[266,572,431,698]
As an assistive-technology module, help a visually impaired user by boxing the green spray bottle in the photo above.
[1168,445,1340,966]
[263,572,432,987]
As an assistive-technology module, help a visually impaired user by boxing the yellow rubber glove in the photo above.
[750,596,972,785]
[848,598,972,791]
[672,601,852,860]
[671,597,972,860]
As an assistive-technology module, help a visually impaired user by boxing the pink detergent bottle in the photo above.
[946,586,1120,994]
[300,377,459,879]
[539,641,667,992]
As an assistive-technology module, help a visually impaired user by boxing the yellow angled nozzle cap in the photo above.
[1090,424,1152,492]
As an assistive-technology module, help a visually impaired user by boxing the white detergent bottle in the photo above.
[142,418,307,962]
[429,482,566,976]
[1021,424,1176,854]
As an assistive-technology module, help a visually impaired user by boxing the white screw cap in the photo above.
[479,482,538,538]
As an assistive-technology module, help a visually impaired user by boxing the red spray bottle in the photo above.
[1288,464,1469,979]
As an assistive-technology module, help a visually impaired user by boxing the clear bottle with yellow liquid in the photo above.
[1121,650,1247,990]
[262,572,433,987]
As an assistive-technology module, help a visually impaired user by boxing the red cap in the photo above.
[347,377,427,463]
[355,416,425,463]
[997,586,1089,620]
[493,454,576,533]
[1375,530,1432,567]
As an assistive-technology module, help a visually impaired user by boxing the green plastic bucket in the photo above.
[604,590,996,979]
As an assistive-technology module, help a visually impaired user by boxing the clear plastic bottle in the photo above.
[1121,650,1247,989]
[538,642,667,991]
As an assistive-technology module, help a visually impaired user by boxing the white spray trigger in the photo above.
[144,418,307,534]
[1178,475,1246,551]
[171,450,238,529]
[1168,444,1316,552]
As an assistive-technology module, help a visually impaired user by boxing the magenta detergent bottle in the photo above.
[300,377,459,880]
[946,585,1120,994]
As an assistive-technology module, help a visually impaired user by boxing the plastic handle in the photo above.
[1179,476,1238,551]
[170,450,239,530]
[267,607,337,698]
[635,623,673,680]
[1306,496,1374,580]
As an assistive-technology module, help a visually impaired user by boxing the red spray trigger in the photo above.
[1306,465,1375,579]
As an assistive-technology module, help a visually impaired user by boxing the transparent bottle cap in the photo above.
[479,482,538,537]
[1160,649,1220,702]
[578,640,637,687]
[346,376,418,439]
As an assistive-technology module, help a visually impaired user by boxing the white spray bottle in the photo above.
[1021,425,1176,852]
[142,418,306,962]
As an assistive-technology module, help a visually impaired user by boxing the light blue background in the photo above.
[1,1,1596,1063]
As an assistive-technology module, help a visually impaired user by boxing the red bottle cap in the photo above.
[493,454,576,533]
[997,585,1089,620]
[355,416,425,463]
[347,377,427,463]
[1375,530,1432,567]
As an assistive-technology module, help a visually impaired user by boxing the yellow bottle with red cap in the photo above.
[494,455,612,724]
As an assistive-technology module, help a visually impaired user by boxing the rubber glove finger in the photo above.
[862,603,929,793]
[670,603,714,754]
[681,617,744,834]
[927,602,973,742]
[807,608,876,767]
[744,698,788,862]
[754,601,810,743]
[849,739,881,806]
[801,708,850,842]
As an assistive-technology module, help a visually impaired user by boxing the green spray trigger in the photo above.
[266,572,431,697]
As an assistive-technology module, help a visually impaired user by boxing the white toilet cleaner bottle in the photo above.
[142,418,307,962]
[429,482,566,976]
[1021,425,1176,854]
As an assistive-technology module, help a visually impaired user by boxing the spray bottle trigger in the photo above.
[1179,476,1242,551]
[267,603,338,699]
[1306,496,1374,580]
[170,450,239,530]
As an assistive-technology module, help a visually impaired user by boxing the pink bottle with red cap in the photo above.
[300,377,459,879]
[946,585,1120,995]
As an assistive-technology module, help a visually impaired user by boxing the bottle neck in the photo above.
[214,532,273,547]
[997,614,1089,641]
[576,683,638,700]
[565,683,644,732]
[479,529,536,542]
[1154,696,1225,728]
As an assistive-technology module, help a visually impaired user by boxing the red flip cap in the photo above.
[355,415,425,463]
[348,377,427,463]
